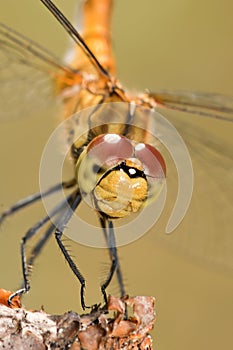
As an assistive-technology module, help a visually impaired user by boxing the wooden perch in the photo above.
[0,289,155,349]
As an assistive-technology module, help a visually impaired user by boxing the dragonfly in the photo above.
[0,0,233,310]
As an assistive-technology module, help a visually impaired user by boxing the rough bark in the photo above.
[0,290,155,350]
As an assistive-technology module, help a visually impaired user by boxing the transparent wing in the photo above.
[149,90,233,122]
[0,22,78,121]
[154,107,233,273]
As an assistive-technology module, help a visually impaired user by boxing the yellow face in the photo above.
[93,159,148,218]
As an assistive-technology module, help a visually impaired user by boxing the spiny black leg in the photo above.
[99,217,126,298]
[19,194,74,289]
[55,230,86,309]
[25,223,55,281]
[115,258,126,298]
[100,218,119,304]
[8,194,74,305]
[0,178,76,225]
[54,190,88,310]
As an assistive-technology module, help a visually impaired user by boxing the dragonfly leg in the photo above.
[19,193,75,289]
[0,178,76,225]
[54,191,88,310]
[8,193,74,305]
[99,217,126,298]
[100,218,121,305]
[19,222,55,289]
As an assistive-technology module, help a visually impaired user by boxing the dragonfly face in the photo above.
[75,132,166,218]
[92,157,148,218]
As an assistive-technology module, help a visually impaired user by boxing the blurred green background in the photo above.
[1,1,233,349]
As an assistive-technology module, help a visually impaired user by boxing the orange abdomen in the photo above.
[69,0,115,76]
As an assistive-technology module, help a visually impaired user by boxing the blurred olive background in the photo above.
[1,1,233,349]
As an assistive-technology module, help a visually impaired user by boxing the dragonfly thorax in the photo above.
[75,133,166,219]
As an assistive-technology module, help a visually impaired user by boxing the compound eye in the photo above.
[134,143,166,203]
[87,134,134,167]
[135,143,166,179]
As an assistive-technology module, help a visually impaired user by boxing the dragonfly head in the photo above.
[75,134,166,218]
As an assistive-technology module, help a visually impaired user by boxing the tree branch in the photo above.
[0,291,155,349]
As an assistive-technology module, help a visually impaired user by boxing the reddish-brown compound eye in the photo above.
[134,143,166,179]
[76,134,134,199]
[87,134,134,167]
[134,143,166,204]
